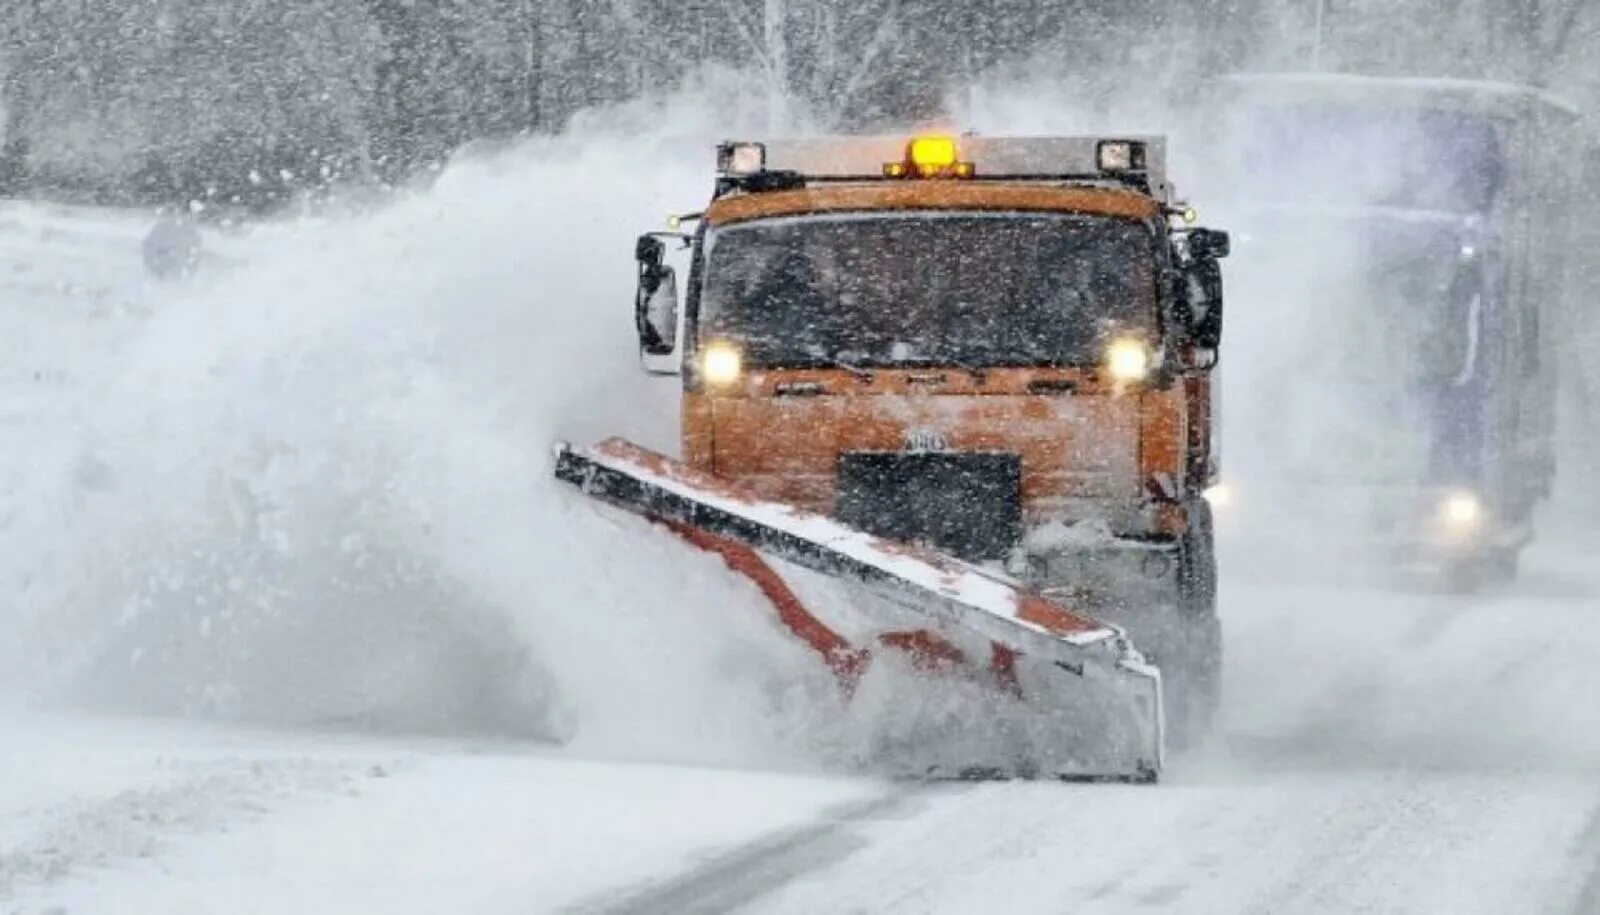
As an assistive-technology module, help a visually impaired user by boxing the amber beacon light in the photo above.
[886,135,976,179]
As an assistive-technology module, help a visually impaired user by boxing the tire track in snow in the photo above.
[574,787,942,915]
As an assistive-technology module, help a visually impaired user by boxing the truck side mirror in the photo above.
[1188,228,1230,260]
[1183,257,1224,350]
[634,235,678,358]
[1175,228,1227,352]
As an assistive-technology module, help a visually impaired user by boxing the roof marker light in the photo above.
[1097,140,1146,173]
[717,142,766,176]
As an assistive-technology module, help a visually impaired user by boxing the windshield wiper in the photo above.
[763,352,876,380]
[899,355,990,378]
[817,354,875,381]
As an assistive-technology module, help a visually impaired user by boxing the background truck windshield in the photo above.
[698,212,1156,368]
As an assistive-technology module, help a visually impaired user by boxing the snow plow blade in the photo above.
[553,437,1164,782]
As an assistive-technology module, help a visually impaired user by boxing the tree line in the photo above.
[0,0,1590,213]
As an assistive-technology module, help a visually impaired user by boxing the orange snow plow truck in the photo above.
[555,135,1229,782]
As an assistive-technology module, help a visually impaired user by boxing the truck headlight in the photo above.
[1105,338,1151,382]
[701,342,742,386]
[1439,490,1484,533]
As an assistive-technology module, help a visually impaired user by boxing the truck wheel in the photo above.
[1443,548,1518,593]
[1443,564,1478,594]
[1166,500,1221,749]
[1178,500,1217,617]
[1487,547,1521,583]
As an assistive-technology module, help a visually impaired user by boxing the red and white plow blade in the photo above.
[554,437,1164,781]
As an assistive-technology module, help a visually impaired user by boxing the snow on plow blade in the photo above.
[553,438,1164,782]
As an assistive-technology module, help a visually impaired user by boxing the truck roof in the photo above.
[717,135,1175,204]
[1216,72,1580,119]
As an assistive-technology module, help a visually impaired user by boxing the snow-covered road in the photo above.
[3,138,1598,913]
[6,545,1597,914]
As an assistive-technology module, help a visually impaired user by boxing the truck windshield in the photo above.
[1239,103,1504,214]
[697,212,1157,368]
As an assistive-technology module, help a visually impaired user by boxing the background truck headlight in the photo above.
[1439,491,1484,534]
[1203,482,1233,509]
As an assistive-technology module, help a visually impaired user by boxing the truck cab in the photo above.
[634,135,1230,736]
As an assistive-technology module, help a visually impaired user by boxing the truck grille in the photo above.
[836,452,1022,562]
